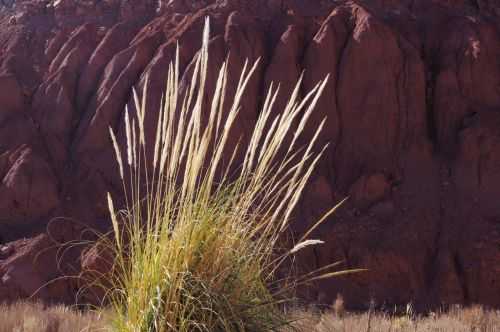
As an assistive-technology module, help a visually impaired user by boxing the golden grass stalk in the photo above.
[103,17,341,332]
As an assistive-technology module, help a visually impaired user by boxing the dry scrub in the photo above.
[288,305,500,332]
[0,301,106,332]
[1,301,498,332]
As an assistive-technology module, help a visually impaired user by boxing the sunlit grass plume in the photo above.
[104,17,340,332]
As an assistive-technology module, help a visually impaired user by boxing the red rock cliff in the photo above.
[0,0,499,309]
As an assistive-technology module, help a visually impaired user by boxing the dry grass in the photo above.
[0,301,107,332]
[287,305,500,332]
[1,301,499,332]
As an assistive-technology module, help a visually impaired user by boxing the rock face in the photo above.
[0,0,499,310]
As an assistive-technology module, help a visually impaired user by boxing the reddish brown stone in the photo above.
[0,0,498,310]
[0,146,59,227]
[0,75,24,121]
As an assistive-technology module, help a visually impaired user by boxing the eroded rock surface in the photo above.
[0,0,499,309]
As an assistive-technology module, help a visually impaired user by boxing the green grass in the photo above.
[98,18,342,332]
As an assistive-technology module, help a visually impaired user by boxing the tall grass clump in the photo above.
[104,18,340,332]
